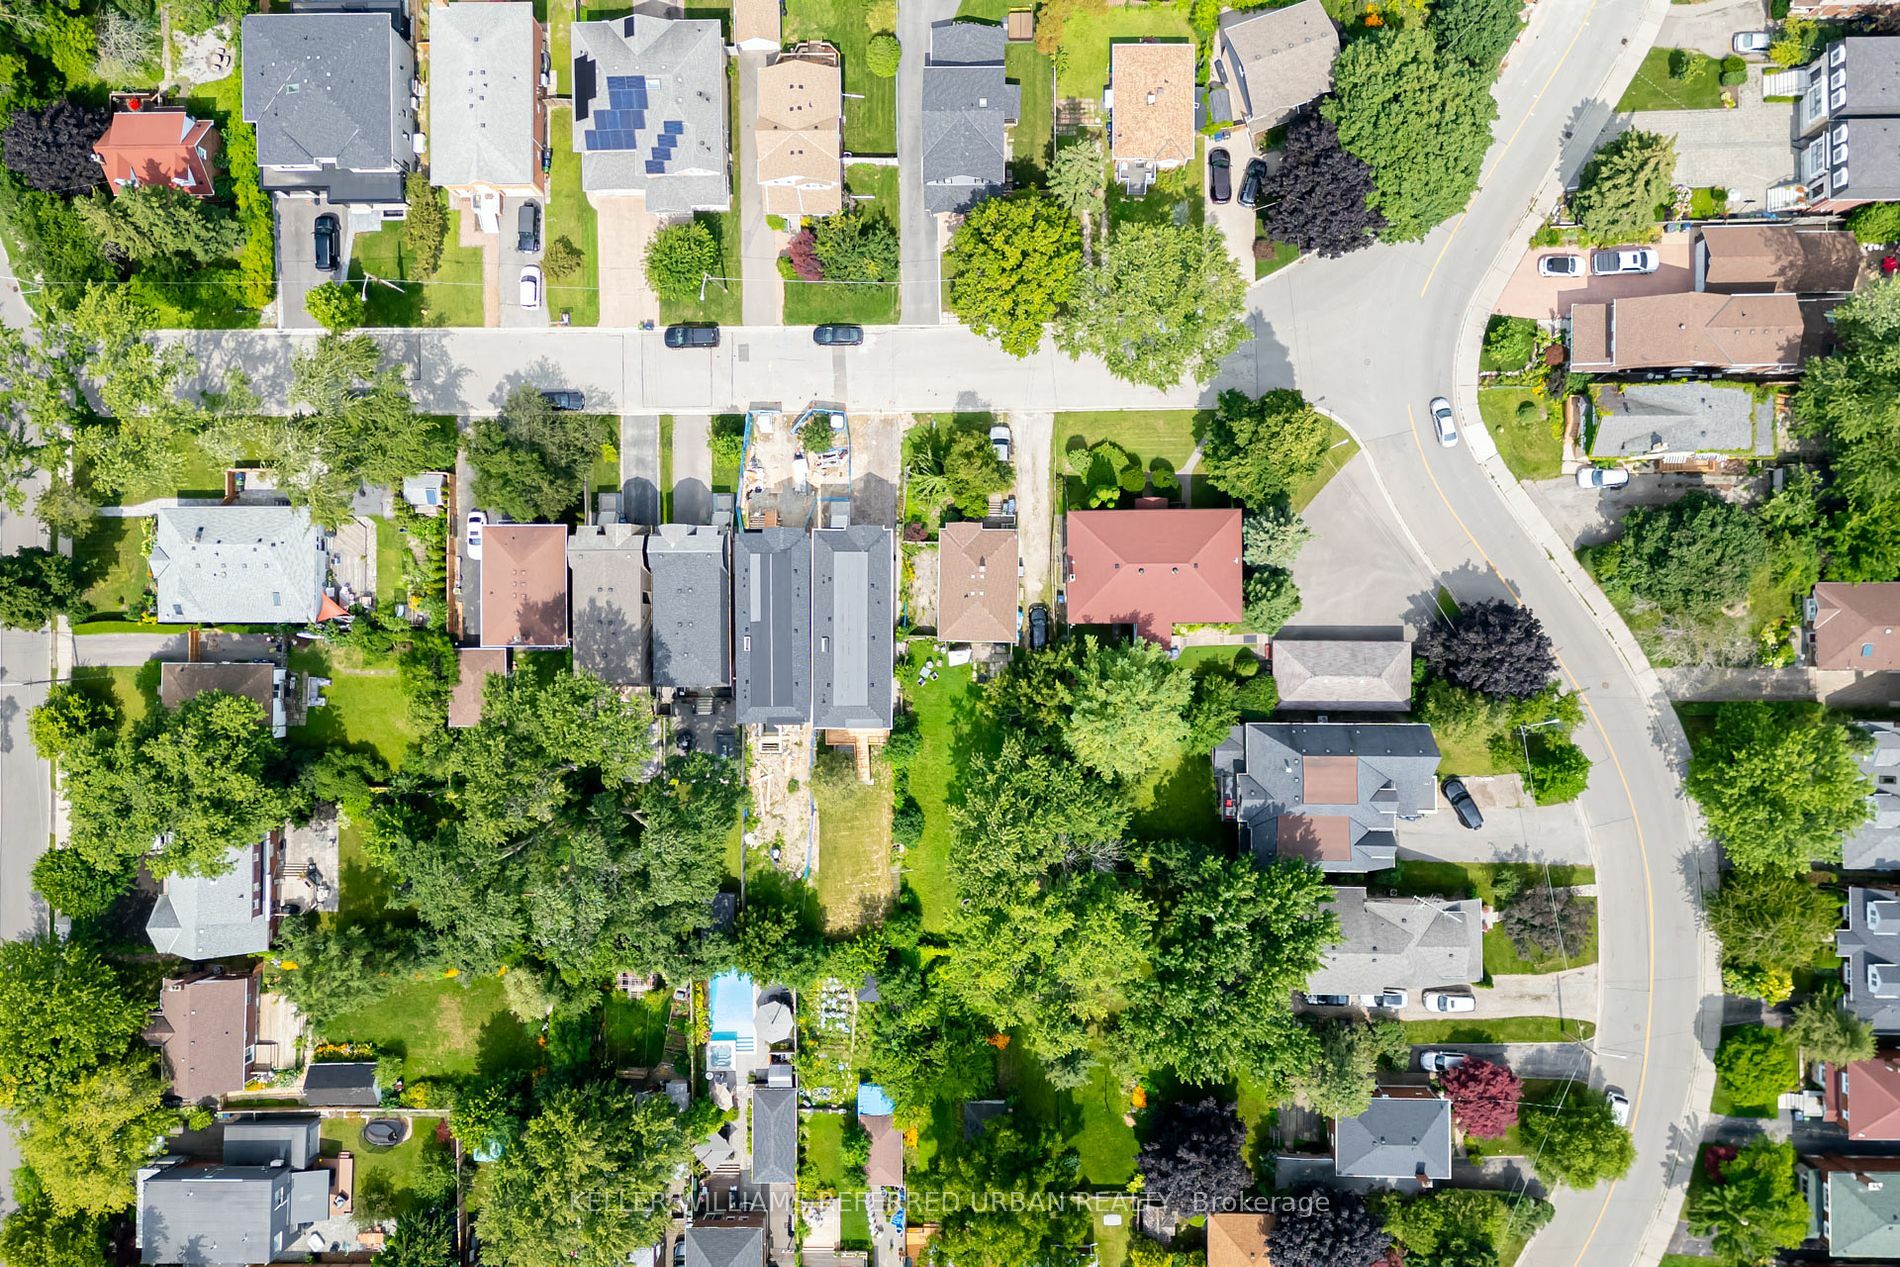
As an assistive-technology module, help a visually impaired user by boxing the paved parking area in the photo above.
[1206,141,1260,280]
[1493,234,1694,321]
[1656,0,1769,61]
[1522,471,1716,551]
[595,195,661,328]
[1285,449,1442,636]
[1398,782,1597,866]
[274,196,350,330]
[500,192,549,330]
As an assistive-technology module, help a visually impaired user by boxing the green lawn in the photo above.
[319,1116,451,1216]
[1477,388,1564,482]
[712,414,744,494]
[1008,43,1055,175]
[321,974,542,1080]
[658,206,744,326]
[68,664,158,733]
[1106,141,1204,230]
[546,123,601,326]
[1616,47,1728,111]
[288,645,421,769]
[73,519,153,617]
[548,0,574,95]
[375,518,412,608]
[813,749,895,931]
[785,0,898,153]
[1053,8,1195,100]
[804,1112,873,1246]
[1256,234,1300,280]
[996,1040,1137,1186]
[902,656,997,933]
[347,204,488,328]
[602,990,673,1066]
[1402,1016,1597,1045]
[1688,186,1729,219]
[782,165,901,326]
[1056,410,1205,469]
[1484,908,1598,976]
[1287,421,1360,513]
[1463,1078,1564,1159]
[1091,1198,1135,1267]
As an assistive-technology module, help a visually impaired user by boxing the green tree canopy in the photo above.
[1705,868,1842,979]
[1685,702,1872,873]
[0,547,88,629]
[1687,1137,1812,1267]
[76,185,240,268]
[469,384,611,523]
[1590,492,1766,614]
[1383,1189,1554,1263]
[1432,0,1524,71]
[1569,130,1676,245]
[1200,388,1332,511]
[265,915,436,1026]
[946,193,1082,357]
[813,203,900,285]
[950,735,1131,890]
[923,1124,1088,1267]
[1055,221,1248,389]
[0,1168,111,1267]
[305,280,367,332]
[0,936,148,1112]
[1296,1019,1409,1119]
[644,221,720,304]
[1046,139,1106,223]
[1713,1025,1799,1108]
[19,1058,177,1216]
[1786,994,1876,1068]
[1527,1087,1634,1189]
[1064,638,1195,782]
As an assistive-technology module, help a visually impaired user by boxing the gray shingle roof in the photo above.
[1838,38,1900,118]
[813,526,893,731]
[1839,886,1900,1033]
[241,13,411,177]
[1814,1162,1900,1257]
[140,1119,324,1265]
[303,1061,380,1107]
[1271,639,1411,710]
[145,841,272,962]
[1214,0,1339,132]
[221,1118,319,1169]
[428,1,540,189]
[1333,1089,1453,1180]
[569,523,650,687]
[734,528,811,726]
[1846,722,1900,872]
[647,524,730,689]
[1307,887,1484,996]
[1212,722,1439,873]
[750,1085,798,1184]
[1589,383,1774,459]
[572,16,729,211]
[684,1223,766,1267]
[151,505,327,625]
[922,23,1019,214]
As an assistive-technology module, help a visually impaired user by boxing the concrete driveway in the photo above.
[1206,142,1259,281]
[1656,0,1768,60]
[896,0,962,325]
[736,51,784,327]
[274,196,350,330]
[1285,449,1444,636]
[1493,233,1694,321]
[501,192,550,330]
[1398,783,1598,866]
[1013,410,1055,611]
[594,194,661,328]
[1613,76,1795,209]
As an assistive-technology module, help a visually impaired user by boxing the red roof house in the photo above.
[92,106,221,197]
[1063,507,1243,642]
[1823,1052,1900,1140]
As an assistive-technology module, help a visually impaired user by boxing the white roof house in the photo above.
[428,2,547,196]
[150,506,328,625]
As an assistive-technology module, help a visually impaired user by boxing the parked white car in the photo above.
[1429,396,1459,448]
[1732,31,1773,56]
[1420,1050,1470,1074]
[1538,253,1584,278]
[519,264,542,310]
[990,424,1012,464]
[1606,1087,1631,1126]
[1576,465,1632,490]
[1361,989,1409,1010]
[465,510,486,560]
[1422,989,1477,1013]
[1590,247,1660,276]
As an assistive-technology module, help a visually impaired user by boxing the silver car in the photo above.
[1590,247,1660,275]
[1732,31,1772,56]
[1538,253,1584,278]
[1420,1050,1469,1074]
[1429,396,1459,448]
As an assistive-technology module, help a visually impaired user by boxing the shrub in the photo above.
[543,236,583,279]
[867,33,901,78]
[1713,1026,1798,1108]
[306,281,366,332]
[1482,314,1541,372]
[1668,48,1693,79]
[785,229,823,281]
[645,220,721,304]
[1515,399,1540,423]
[1525,735,1592,804]
[402,174,449,278]
[800,413,835,454]
[1848,202,1900,245]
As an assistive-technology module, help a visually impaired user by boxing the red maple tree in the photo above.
[1440,1058,1523,1139]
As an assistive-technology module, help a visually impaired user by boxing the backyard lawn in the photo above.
[782,165,902,327]
[68,664,157,732]
[813,750,895,932]
[1616,47,1727,111]
[785,0,897,153]
[602,990,674,1067]
[347,197,487,327]
[1007,43,1055,174]
[902,656,996,933]
[803,1112,873,1247]
[1053,8,1194,100]
[1477,388,1564,482]
[995,1040,1137,1187]
[319,1116,451,1216]
[321,974,542,1080]
[288,644,421,769]
[546,124,601,326]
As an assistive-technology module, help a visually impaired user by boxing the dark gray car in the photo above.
[1441,777,1484,830]
[313,213,340,273]
[517,201,541,253]
[664,323,720,349]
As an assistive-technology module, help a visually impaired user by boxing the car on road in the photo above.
[313,213,341,273]
[1300,993,1353,1007]
[1442,777,1484,830]
[1606,1087,1630,1125]
[1420,1051,1469,1074]
[519,265,542,310]
[518,201,541,253]
[465,510,486,560]
[1361,989,1408,1010]
[990,423,1011,463]
[540,389,585,411]
[1238,157,1269,209]
[1429,396,1459,448]
[1027,603,1050,651]
[1538,253,1584,278]
[664,323,720,349]
[1208,148,1232,203]
[1576,465,1632,490]
[1590,247,1660,275]
[814,323,864,347]
[1732,30,1773,56]
[1422,989,1477,1013]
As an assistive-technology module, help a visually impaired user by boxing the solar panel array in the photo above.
[585,75,648,152]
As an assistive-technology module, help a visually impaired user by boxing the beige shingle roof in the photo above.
[936,523,1018,643]
[1110,42,1195,164]
[757,45,843,217]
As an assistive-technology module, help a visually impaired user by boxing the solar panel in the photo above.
[645,160,665,174]
[662,119,684,135]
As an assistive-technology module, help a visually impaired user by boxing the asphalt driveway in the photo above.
[1206,141,1259,281]
[274,197,350,331]
[1285,448,1443,636]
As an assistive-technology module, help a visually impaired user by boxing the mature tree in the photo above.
[1056,221,1248,389]
[0,325,73,512]
[925,1124,1088,1267]
[0,936,147,1112]
[1417,599,1555,698]
[1591,492,1766,614]
[78,186,241,268]
[1525,733,1593,805]
[1383,1191,1554,1263]
[864,962,997,1122]
[1500,884,1593,959]
[1687,1137,1812,1267]
[1714,1026,1798,1108]
[379,1206,457,1267]
[1064,638,1194,782]
[645,221,721,304]
[1,99,107,195]
[1046,139,1106,225]
[470,383,610,522]
[0,1169,111,1267]
[1259,114,1385,258]
[1243,509,1312,570]
[1324,26,1498,241]
[1268,1189,1392,1267]
[1439,1057,1522,1139]
[266,915,434,1025]
[1686,702,1871,873]
[306,281,367,332]
[33,843,137,921]
[1570,130,1676,245]
[402,174,449,278]
[1787,995,1876,1068]
[480,1084,687,1267]
[946,193,1082,357]
[1528,1088,1634,1189]
[1200,388,1331,511]
[20,1059,176,1215]
[1297,1019,1409,1119]
[0,547,88,630]
[950,735,1131,889]
[813,203,900,284]
[1127,855,1338,1089]
[1792,279,1900,581]
[942,426,1012,517]
[1138,1098,1250,1215]
[1433,0,1524,70]
[1244,569,1301,635]
[1705,869,1842,984]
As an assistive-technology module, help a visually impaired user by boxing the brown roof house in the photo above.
[1210,0,1339,135]
[936,522,1018,644]
[1063,507,1242,643]
[757,43,843,218]
[449,647,510,728]
[480,524,571,650]
[92,104,221,196]
[1207,1212,1274,1267]
[1695,225,1862,295]
[145,970,260,1105]
[732,0,781,52]
[1568,291,1806,374]
[159,661,297,738]
[1810,582,1900,671]
[1822,1051,1900,1140]
[1108,41,1195,194]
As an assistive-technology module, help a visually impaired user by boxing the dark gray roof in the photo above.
[1212,723,1439,873]
[962,1099,1008,1139]
[1307,887,1484,996]
[1271,639,1411,710]
[241,13,412,177]
[1838,38,1900,118]
[922,23,1019,214]
[569,524,651,687]
[750,1085,798,1184]
[151,505,327,625]
[684,1223,766,1267]
[813,526,894,731]
[1839,886,1900,1033]
[930,19,1006,65]
[1589,383,1774,459]
[571,16,729,211]
[220,1117,320,1169]
[1846,722,1900,872]
[1834,118,1900,203]
[141,1119,324,1264]
[1333,1090,1453,1180]
[647,524,731,689]
[303,1061,380,1107]
[145,841,272,961]
[734,528,811,726]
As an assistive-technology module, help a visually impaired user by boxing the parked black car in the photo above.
[814,323,864,346]
[1441,777,1484,831]
[1237,158,1269,209]
[1027,603,1050,651]
[517,201,542,253]
[313,213,341,273]
[540,389,585,411]
[664,323,720,349]
[1207,148,1232,204]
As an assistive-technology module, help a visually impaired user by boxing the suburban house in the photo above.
[734,526,811,727]
[145,970,260,1105]
[1844,722,1900,872]
[921,21,1020,214]
[137,1116,331,1265]
[303,1061,380,1108]
[1789,38,1900,213]
[449,646,508,728]
[1809,582,1900,671]
[858,1083,904,1190]
[1270,638,1412,711]
[146,836,276,961]
[568,522,650,686]
[1837,886,1900,1033]
[571,15,730,212]
[1586,383,1777,462]
[1306,887,1484,998]
[1694,224,1862,295]
[159,661,296,738]
[756,43,843,218]
[1063,507,1244,644]
[648,523,732,691]
[1799,1154,1900,1259]
[427,0,548,231]
[479,523,570,650]
[1209,0,1340,135]
[91,103,220,196]
[936,522,1019,644]
[1820,1050,1900,1139]
[1214,722,1439,872]
[731,0,781,53]
[1108,41,1196,194]
[1334,1085,1454,1184]
[682,1218,768,1267]
[1567,292,1808,374]
[1206,1212,1274,1267]
[150,505,329,626]
[240,8,416,210]
[750,1082,798,1185]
